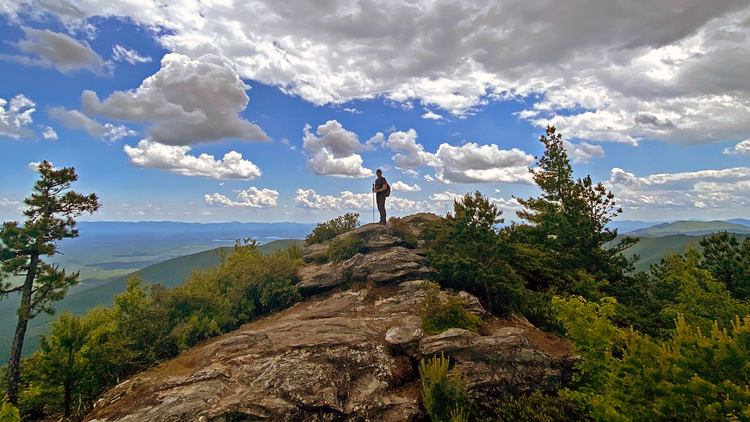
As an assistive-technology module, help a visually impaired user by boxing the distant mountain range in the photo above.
[624,221,750,237]
[608,218,750,235]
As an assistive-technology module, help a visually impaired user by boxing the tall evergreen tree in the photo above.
[699,231,741,294]
[516,126,637,283]
[0,161,100,405]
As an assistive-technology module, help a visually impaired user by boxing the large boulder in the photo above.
[420,327,577,401]
[296,262,346,294]
[345,247,435,283]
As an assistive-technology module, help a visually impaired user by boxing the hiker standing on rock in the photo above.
[372,169,390,225]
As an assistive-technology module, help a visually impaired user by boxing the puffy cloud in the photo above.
[723,139,750,156]
[342,108,362,114]
[489,196,524,213]
[424,174,435,182]
[111,44,152,64]
[391,181,421,192]
[48,107,136,142]
[564,141,605,164]
[382,129,535,184]
[204,187,279,208]
[124,139,262,179]
[302,120,373,178]
[421,110,444,120]
[0,27,109,75]
[0,94,35,139]
[27,161,52,171]
[430,190,466,206]
[8,0,750,145]
[82,53,269,145]
[42,126,58,140]
[608,166,750,210]
[294,188,430,212]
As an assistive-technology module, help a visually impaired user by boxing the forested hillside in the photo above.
[0,239,301,359]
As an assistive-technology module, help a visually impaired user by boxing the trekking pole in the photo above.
[372,183,375,224]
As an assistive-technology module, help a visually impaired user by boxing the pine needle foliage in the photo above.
[0,400,20,422]
[420,352,471,422]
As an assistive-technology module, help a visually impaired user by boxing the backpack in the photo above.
[385,183,391,197]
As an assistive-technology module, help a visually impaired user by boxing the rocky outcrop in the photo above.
[87,281,575,422]
[86,213,575,422]
[297,218,438,294]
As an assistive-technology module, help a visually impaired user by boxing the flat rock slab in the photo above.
[420,327,576,400]
[297,262,345,294]
[346,247,435,283]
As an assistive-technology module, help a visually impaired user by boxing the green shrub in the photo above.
[420,352,471,422]
[420,282,483,335]
[388,216,418,248]
[314,253,329,264]
[328,234,365,263]
[280,242,303,260]
[555,295,750,422]
[305,212,360,245]
[475,391,591,422]
[0,400,20,422]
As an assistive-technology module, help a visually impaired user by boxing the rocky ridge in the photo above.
[86,214,575,422]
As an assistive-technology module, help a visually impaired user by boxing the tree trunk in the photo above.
[5,253,39,405]
[64,381,72,418]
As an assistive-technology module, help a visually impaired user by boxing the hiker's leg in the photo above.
[377,195,386,224]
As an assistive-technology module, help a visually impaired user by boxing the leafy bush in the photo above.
[420,352,471,422]
[475,391,591,422]
[555,295,750,422]
[388,216,418,248]
[0,400,20,422]
[327,234,365,263]
[305,212,360,245]
[420,282,483,335]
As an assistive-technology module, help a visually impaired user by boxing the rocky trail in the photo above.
[86,214,575,422]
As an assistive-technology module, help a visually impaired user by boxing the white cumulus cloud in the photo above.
[564,140,605,164]
[82,52,269,145]
[391,181,421,192]
[0,94,35,139]
[294,188,430,213]
[382,129,535,184]
[124,139,262,179]
[723,139,750,156]
[205,187,279,208]
[48,107,136,142]
[302,120,373,178]
[608,166,750,211]
[41,126,58,140]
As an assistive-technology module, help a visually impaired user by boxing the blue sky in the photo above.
[1,1,750,224]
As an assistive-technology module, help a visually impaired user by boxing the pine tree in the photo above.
[516,126,637,284]
[0,161,100,405]
[699,231,741,294]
